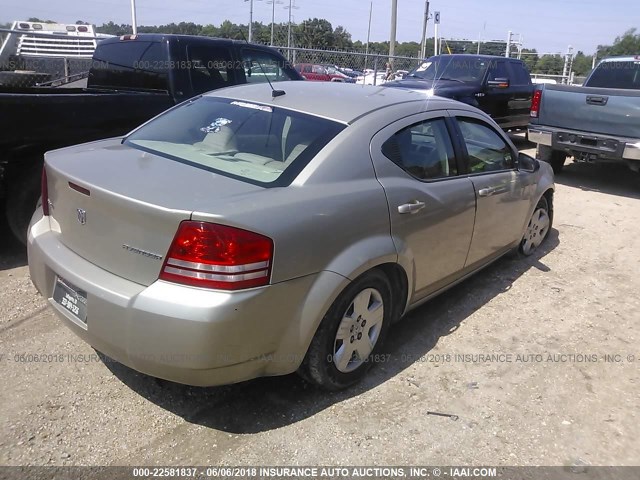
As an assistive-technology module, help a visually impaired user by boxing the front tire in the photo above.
[537,145,566,174]
[520,196,551,256]
[300,270,393,391]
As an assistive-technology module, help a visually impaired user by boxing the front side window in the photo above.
[125,97,345,187]
[240,49,297,84]
[457,118,514,173]
[381,118,458,180]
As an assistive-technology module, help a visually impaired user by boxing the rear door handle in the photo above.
[478,187,497,197]
[398,200,426,214]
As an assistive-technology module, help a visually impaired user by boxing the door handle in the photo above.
[478,187,497,197]
[398,200,426,214]
[586,95,608,106]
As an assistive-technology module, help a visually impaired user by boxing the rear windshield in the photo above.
[587,60,640,89]
[90,40,168,91]
[124,96,345,187]
[407,57,490,83]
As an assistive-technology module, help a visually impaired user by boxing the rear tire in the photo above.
[6,162,42,245]
[300,270,393,391]
[537,145,566,174]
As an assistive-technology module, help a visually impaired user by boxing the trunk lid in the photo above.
[45,138,262,286]
[538,84,640,138]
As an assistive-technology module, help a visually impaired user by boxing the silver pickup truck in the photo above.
[528,56,640,174]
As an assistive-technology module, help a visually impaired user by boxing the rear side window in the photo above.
[187,45,234,95]
[381,118,458,180]
[125,96,345,187]
[90,41,168,91]
[509,61,531,85]
[240,48,298,84]
[457,118,514,172]
[487,60,509,81]
[587,61,640,89]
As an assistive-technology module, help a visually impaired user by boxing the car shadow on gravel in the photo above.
[555,161,640,200]
[0,202,28,271]
[103,229,560,434]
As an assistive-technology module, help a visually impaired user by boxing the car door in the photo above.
[370,112,477,302]
[477,59,512,128]
[505,60,534,128]
[449,111,537,267]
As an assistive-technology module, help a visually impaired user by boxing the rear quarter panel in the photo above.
[190,119,397,285]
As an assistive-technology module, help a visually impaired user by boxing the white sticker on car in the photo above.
[230,101,273,112]
[200,118,233,133]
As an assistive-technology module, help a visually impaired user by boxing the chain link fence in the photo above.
[277,46,422,76]
[0,26,97,88]
[0,29,584,89]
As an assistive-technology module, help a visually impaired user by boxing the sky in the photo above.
[1,0,638,55]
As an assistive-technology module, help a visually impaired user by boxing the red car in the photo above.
[294,63,348,82]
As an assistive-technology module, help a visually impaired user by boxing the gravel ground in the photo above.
[0,142,639,467]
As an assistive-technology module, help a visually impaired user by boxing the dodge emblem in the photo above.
[77,208,87,225]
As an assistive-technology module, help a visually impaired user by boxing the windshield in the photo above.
[125,96,345,187]
[587,60,640,89]
[407,57,490,83]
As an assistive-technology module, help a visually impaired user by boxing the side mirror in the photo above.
[487,77,510,88]
[517,152,540,173]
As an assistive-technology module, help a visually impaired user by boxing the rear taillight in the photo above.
[159,221,273,290]
[41,166,49,216]
[530,90,542,118]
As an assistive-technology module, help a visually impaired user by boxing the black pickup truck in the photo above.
[384,54,534,131]
[0,34,302,242]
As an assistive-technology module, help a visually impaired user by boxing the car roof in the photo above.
[206,81,462,124]
[98,33,272,49]
[599,56,640,62]
[429,54,524,63]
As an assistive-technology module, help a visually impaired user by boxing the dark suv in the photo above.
[384,54,534,131]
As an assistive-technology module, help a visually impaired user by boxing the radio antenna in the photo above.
[238,29,286,98]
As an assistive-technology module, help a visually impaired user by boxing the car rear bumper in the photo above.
[27,210,344,386]
[529,125,640,162]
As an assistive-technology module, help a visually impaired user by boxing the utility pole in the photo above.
[562,45,574,84]
[244,0,254,42]
[505,30,512,57]
[389,0,398,65]
[284,0,299,59]
[477,21,486,55]
[517,34,523,59]
[267,0,283,46]
[420,1,430,59]
[364,1,372,71]
[433,11,440,56]
[130,0,138,35]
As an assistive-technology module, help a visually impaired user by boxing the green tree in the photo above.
[520,49,539,72]
[295,18,334,49]
[571,51,594,76]
[395,41,421,57]
[27,17,56,23]
[96,21,131,36]
[535,54,564,75]
[333,25,352,50]
[597,28,640,58]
